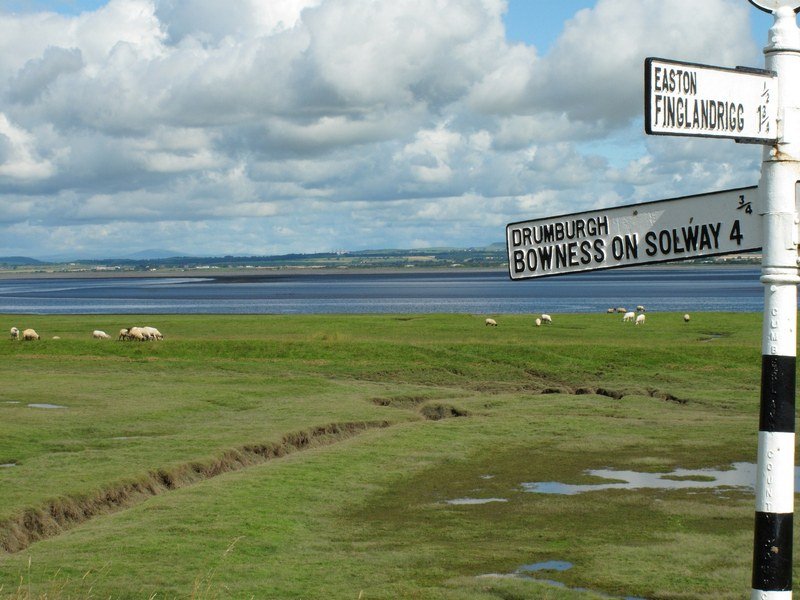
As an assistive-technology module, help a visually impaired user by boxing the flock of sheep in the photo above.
[9,325,164,341]
[117,326,163,341]
[8,326,40,340]
[484,306,692,328]
[484,313,552,327]
[10,311,696,339]
[612,305,648,326]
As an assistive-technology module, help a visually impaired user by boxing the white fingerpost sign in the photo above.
[507,187,761,280]
[746,2,800,599]
[506,2,800,597]
[645,57,778,143]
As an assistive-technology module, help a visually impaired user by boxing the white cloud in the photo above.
[530,0,759,126]
[0,0,778,258]
[0,114,56,180]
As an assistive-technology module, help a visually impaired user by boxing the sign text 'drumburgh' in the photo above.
[506,187,761,280]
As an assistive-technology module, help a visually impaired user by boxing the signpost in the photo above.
[645,57,778,143]
[506,2,800,597]
[507,187,760,280]
[748,3,800,599]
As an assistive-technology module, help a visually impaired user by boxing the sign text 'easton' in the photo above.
[645,58,777,143]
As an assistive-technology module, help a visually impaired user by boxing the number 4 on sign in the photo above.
[730,219,744,246]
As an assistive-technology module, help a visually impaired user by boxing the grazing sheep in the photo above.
[623,311,635,322]
[142,326,163,340]
[541,314,552,324]
[535,318,542,327]
[127,326,147,341]
[485,318,498,327]
[10,327,19,340]
[635,314,646,325]
[22,328,40,341]
[636,305,646,313]
[92,330,111,340]
[683,313,691,323]
[606,308,615,314]
[118,328,129,341]
[616,307,627,313]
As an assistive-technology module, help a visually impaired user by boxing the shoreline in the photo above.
[0,262,760,281]
[0,265,505,281]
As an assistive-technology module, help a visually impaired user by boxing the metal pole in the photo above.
[753,6,800,600]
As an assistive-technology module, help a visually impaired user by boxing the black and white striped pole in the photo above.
[749,2,800,599]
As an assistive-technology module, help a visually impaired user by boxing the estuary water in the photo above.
[0,266,765,315]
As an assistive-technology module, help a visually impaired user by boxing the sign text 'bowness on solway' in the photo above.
[506,187,761,280]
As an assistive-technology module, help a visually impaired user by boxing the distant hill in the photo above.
[117,249,191,260]
[0,256,44,266]
[0,244,509,271]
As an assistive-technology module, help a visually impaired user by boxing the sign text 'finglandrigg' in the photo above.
[645,58,778,142]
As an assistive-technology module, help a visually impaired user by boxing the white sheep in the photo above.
[622,311,635,322]
[635,314,646,325]
[540,314,552,324]
[683,313,691,323]
[636,305,646,313]
[534,318,542,327]
[92,330,111,340]
[616,307,627,313]
[142,326,163,340]
[485,318,498,327]
[22,328,40,341]
[118,328,129,341]
[126,326,147,341]
[10,327,19,340]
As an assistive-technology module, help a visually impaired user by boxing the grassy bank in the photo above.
[0,312,787,598]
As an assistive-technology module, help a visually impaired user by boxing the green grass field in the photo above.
[0,312,791,599]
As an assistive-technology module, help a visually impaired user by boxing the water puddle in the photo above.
[522,462,764,495]
[446,497,508,505]
[480,560,646,599]
[2,401,20,404]
[518,560,572,573]
[699,333,727,343]
[27,403,67,409]
[1,463,16,468]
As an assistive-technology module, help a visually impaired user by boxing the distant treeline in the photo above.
[0,245,509,271]
[0,243,759,272]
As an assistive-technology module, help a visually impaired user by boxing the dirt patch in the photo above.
[370,395,429,408]
[646,388,686,404]
[420,403,470,421]
[540,385,685,404]
[0,420,390,554]
[541,387,570,395]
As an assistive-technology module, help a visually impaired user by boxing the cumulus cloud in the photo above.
[0,114,56,180]
[0,0,774,258]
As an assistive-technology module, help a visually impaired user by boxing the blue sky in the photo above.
[0,0,104,14]
[0,0,788,259]
[505,0,594,49]
[15,0,775,45]
[504,0,776,51]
